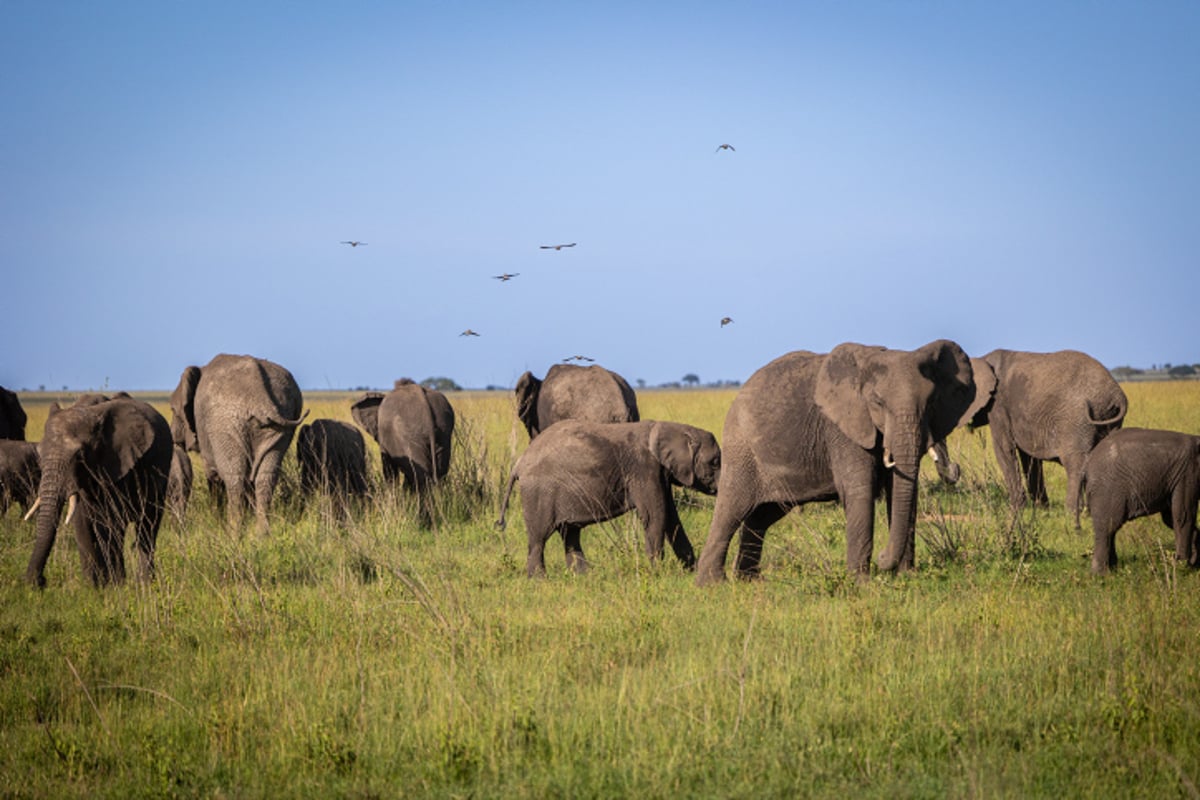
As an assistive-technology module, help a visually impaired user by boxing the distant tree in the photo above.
[1167,365,1196,377]
[682,373,700,387]
[1111,366,1144,378]
[420,376,462,392]
[636,378,646,389]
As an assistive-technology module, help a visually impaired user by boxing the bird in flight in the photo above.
[563,355,595,363]
[715,144,735,153]
[340,241,367,247]
[493,273,520,282]
[460,329,480,337]
[540,243,576,251]
[720,317,734,327]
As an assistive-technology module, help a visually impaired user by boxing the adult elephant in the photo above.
[928,350,1125,527]
[0,386,27,440]
[695,340,975,584]
[170,354,306,533]
[166,445,193,522]
[351,379,455,523]
[515,363,639,439]
[25,394,172,588]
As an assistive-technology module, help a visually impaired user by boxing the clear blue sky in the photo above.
[2,1,1197,391]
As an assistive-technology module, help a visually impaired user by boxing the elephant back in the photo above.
[538,364,640,432]
[196,354,304,427]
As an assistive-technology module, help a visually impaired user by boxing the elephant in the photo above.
[25,394,172,588]
[0,386,27,440]
[297,419,369,503]
[515,363,639,439]
[495,419,721,577]
[1084,428,1200,574]
[351,379,455,523]
[933,350,1126,527]
[166,444,193,522]
[695,340,975,584]
[0,440,40,516]
[170,353,306,533]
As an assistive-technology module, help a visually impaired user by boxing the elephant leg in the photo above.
[381,456,400,485]
[1019,453,1049,508]
[1061,452,1088,529]
[734,504,787,580]
[91,521,125,586]
[253,449,286,534]
[696,484,760,585]
[989,418,1026,514]
[522,496,551,578]
[134,505,163,583]
[663,501,696,570]
[1170,488,1198,564]
[562,525,590,574]
[73,517,104,587]
[839,474,879,577]
[206,468,227,516]
[225,472,248,530]
[1091,516,1119,574]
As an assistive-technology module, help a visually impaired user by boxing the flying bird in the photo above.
[563,355,594,363]
[715,144,735,153]
[460,329,480,337]
[540,243,576,251]
[493,273,520,281]
[340,241,367,247]
[720,317,734,327]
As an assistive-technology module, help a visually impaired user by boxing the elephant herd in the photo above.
[1,343,1197,589]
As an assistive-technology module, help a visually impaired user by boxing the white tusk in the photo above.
[64,494,78,526]
[928,446,940,462]
[23,497,42,521]
[883,450,896,469]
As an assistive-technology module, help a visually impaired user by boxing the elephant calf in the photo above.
[297,419,369,502]
[0,440,40,517]
[496,420,721,577]
[1084,427,1200,574]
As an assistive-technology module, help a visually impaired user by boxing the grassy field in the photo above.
[1,383,1199,798]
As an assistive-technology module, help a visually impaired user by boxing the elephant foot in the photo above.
[695,567,726,587]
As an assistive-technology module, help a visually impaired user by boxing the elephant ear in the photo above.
[649,422,695,487]
[171,366,201,440]
[98,402,158,480]
[514,371,542,437]
[915,340,975,443]
[1,389,27,440]
[350,393,385,442]
[959,356,996,428]
[815,343,881,450]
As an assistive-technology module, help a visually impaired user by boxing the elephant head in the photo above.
[169,366,202,452]
[649,421,721,496]
[514,372,543,438]
[0,386,28,441]
[349,392,386,443]
[815,340,975,571]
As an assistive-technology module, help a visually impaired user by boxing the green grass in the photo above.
[1,384,1199,798]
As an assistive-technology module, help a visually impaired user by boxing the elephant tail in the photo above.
[260,409,311,430]
[494,465,520,530]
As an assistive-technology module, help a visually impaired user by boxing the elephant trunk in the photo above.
[877,418,924,572]
[25,457,70,588]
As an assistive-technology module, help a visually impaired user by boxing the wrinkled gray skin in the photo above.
[0,440,40,516]
[515,364,639,440]
[936,350,1126,527]
[0,386,27,441]
[26,395,172,588]
[1084,428,1200,574]
[170,354,306,533]
[496,419,721,577]
[351,380,455,523]
[166,445,193,522]
[695,340,975,584]
[297,419,369,502]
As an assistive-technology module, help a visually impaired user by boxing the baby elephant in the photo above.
[1085,427,1200,574]
[297,419,369,500]
[496,420,721,577]
[0,440,40,517]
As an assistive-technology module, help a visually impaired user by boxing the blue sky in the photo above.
[2,1,1197,391]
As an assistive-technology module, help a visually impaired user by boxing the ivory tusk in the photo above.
[23,497,42,521]
[883,450,896,469]
[928,446,940,462]
[64,494,78,526]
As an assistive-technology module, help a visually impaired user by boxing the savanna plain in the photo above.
[1,382,1199,798]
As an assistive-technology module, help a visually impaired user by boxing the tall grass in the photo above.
[0,384,1198,797]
